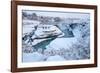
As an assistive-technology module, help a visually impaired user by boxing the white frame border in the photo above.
[17,5,94,68]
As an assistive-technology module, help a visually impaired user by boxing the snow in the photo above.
[23,20,40,25]
[73,27,81,38]
[46,55,66,61]
[34,25,64,38]
[22,52,45,62]
[23,26,34,35]
[22,20,40,34]
[46,38,77,51]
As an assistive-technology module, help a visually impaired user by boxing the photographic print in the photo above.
[11,1,97,72]
[22,10,90,62]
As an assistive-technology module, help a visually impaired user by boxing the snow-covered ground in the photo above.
[22,52,46,62]
[22,20,40,36]
[46,38,77,51]
[46,55,66,61]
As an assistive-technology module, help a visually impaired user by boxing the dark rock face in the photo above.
[56,23,74,38]
[32,36,58,51]
[62,29,74,37]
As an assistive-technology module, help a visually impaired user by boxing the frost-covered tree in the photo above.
[32,13,38,20]
[22,12,27,19]
[54,17,61,22]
